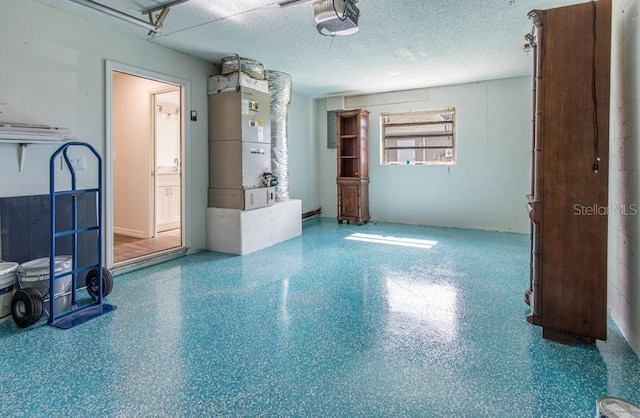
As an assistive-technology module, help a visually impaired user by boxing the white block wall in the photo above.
[609,0,640,356]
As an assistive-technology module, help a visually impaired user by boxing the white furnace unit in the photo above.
[208,85,275,210]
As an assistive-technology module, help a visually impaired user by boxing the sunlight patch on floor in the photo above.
[346,232,438,249]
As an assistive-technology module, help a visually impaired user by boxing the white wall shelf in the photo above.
[0,123,76,171]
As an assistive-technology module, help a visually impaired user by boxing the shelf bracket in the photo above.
[0,124,76,171]
[18,143,27,172]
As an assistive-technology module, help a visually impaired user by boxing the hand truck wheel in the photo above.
[86,267,113,300]
[11,287,43,328]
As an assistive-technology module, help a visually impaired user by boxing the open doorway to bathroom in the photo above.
[110,70,183,265]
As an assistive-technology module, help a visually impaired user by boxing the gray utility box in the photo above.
[208,187,276,211]
[208,86,274,210]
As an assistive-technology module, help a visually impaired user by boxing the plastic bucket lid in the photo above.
[19,256,72,282]
[597,397,640,418]
[0,262,18,320]
[0,262,18,284]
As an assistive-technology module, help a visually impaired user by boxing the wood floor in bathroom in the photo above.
[113,229,181,263]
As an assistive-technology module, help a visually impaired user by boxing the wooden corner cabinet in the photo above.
[337,109,370,225]
[524,0,611,344]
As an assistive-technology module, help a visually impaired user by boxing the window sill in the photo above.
[382,161,456,166]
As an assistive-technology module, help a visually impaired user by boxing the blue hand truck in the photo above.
[10,141,116,329]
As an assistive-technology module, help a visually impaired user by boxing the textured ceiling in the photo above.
[32,0,587,98]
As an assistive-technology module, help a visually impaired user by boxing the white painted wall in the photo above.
[0,0,211,257]
[317,77,532,233]
[609,0,640,356]
[287,92,320,214]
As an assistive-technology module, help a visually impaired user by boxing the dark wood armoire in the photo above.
[524,0,611,344]
[336,109,370,225]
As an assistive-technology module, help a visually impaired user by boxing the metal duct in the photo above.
[221,56,265,80]
[265,70,292,202]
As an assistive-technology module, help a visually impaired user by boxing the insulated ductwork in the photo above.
[265,70,292,202]
[221,56,265,80]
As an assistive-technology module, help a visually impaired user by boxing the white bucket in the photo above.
[0,262,18,323]
[18,256,73,313]
[596,396,640,417]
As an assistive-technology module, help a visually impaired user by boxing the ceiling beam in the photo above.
[69,0,159,32]
[140,0,190,16]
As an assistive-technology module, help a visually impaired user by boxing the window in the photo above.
[381,107,456,165]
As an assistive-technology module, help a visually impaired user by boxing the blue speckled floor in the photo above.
[1,218,639,417]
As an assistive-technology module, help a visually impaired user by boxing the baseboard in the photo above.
[157,220,180,232]
[113,227,147,238]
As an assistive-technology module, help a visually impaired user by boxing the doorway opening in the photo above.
[107,66,186,267]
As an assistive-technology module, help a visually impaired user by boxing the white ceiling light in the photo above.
[313,0,360,36]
